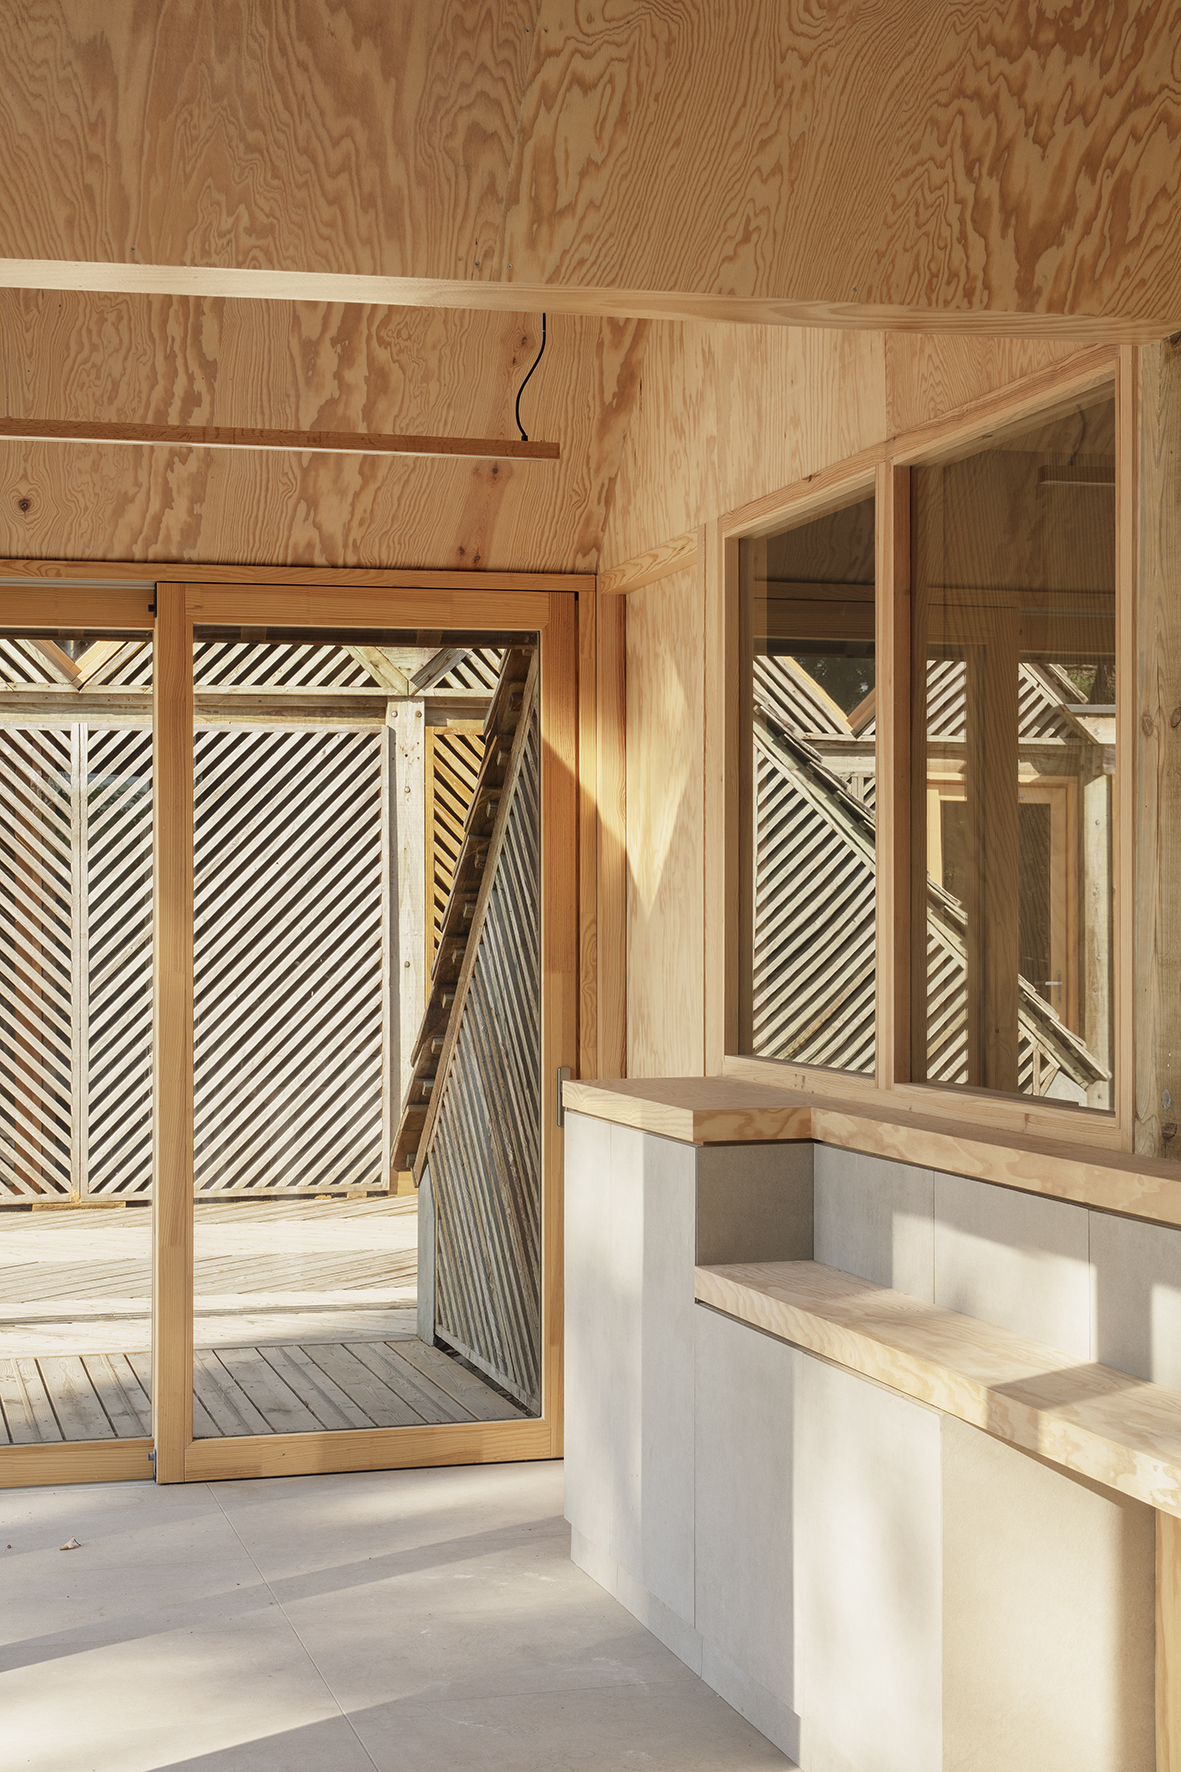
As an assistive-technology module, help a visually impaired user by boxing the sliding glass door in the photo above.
[0,575,576,1487]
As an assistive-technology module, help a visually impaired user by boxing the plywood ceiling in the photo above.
[0,290,644,570]
[1,0,1178,324]
[0,1,1176,568]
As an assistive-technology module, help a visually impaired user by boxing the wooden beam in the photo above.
[0,259,1176,341]
[0,416,559,463]
[599,532,699,596]
[0,560,594,594]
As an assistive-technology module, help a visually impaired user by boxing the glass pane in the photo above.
[912,390,1116,1107]
[741,496,877,1072]
[0,630,155,1448]
[189,631,541,1437]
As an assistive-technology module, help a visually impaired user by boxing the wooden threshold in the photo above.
[561,1075,1181,1229]
[0,1438,153,1489]
[182,1415,556,1480]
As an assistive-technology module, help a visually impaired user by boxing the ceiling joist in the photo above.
[0,258,1176,342]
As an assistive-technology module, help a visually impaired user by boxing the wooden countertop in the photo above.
[561,1076,1181,1230]
[697,1259,1181,1517]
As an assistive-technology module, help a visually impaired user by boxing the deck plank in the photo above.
[2,1359,65,1442]
[301,1342,426,1428]
[192,1348,271,1437]
[210,1346,324,1436]
[393,1338,526,1421]
[82,1353,152,1437]
[39,1355,114,1440]
[348,1339,476,1424]
[257,1344,374,1430]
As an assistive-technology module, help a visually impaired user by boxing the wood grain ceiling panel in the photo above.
[1,3,1177,326]
[499,0,1181,323]
[0,0,540,280]
[0,291,644,569]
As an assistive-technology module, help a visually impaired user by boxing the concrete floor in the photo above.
[0,1460,792,1772]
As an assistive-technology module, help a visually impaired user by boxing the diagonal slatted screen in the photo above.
[0,727,74,1198]
[86,727,154,1196]
[193,726,387,1195]
[426,686,541,1411]
[427,727,485,966]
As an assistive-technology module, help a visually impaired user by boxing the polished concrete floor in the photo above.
[0,1460,791,1772]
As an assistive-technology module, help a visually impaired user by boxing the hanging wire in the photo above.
[514,313,547,441]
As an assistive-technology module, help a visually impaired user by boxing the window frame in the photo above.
[715,345,1132,1153]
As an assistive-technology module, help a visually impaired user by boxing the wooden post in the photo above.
[1159,1510,1181,1771]
[737,535,762,1057]
[1134,339,1181,1157]
[152,585,194,1482]
[705,522,740,1075]
[596,592,627,1079]
[69,723,89,1200]
[390,700,426,1122]
[578,590,598,1080]
[968,608,1021,1093]
[876,462,911,1090]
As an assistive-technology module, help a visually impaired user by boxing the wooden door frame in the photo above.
[0,562,583,1489]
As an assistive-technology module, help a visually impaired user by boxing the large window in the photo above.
[911,391,1116,1108]
[739,495,876,1072]
[732,379,1119,1121]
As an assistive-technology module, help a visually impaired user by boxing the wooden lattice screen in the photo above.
[0,724,155,1200]
[192,725,387,1195]
[418,664,542,1410]
[425,726,484,968]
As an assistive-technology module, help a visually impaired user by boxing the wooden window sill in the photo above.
[561,1075,1181,1228]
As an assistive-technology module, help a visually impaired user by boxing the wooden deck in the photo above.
[0,1194,525,1442]
[0,1334,524,1444]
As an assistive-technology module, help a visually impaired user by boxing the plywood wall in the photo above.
[0,291,644,569]
[5,2,1178,324]
[626,565,703,1078]
[608,325,1104,1079]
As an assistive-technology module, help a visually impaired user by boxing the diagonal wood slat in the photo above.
[192,726,386,1195]
[85,726,154,1196]
[0,727,74,1198]
[426,726,485,967]
[408,660,542,1413]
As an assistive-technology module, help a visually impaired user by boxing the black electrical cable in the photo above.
[514,313,547,441]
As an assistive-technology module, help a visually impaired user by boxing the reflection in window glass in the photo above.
[912,391,1116,1108]
[741,496,876,1072]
